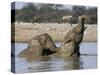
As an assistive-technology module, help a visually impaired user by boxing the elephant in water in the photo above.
[60,15,90,57]
[48,15,89,58]
[18,15,90,59]
[18,33,57,58]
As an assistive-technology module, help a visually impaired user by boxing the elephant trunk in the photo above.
[78,16,85,33]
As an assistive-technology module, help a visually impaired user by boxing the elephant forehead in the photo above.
[40,35,47,40]
[28,39,41,48]
[29,45,43,51]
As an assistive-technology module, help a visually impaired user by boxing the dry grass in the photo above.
[12,22,97,43]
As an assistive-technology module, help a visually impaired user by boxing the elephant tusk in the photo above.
[50,48,54,51]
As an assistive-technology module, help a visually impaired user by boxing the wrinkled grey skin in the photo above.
[18,33,57,58]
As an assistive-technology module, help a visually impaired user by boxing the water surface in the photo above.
[12,42,97,73]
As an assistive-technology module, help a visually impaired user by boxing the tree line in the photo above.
[11,3,97,24]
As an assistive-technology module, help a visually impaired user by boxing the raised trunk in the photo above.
[78,17,85,33]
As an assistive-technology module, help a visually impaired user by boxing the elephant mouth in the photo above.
[42,48,55,56]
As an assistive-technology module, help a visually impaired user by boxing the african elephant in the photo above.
[18,33,57,58]
[60,15,90,57]
[30,33,57,56]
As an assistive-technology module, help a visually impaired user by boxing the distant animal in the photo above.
[62,15,72,25]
